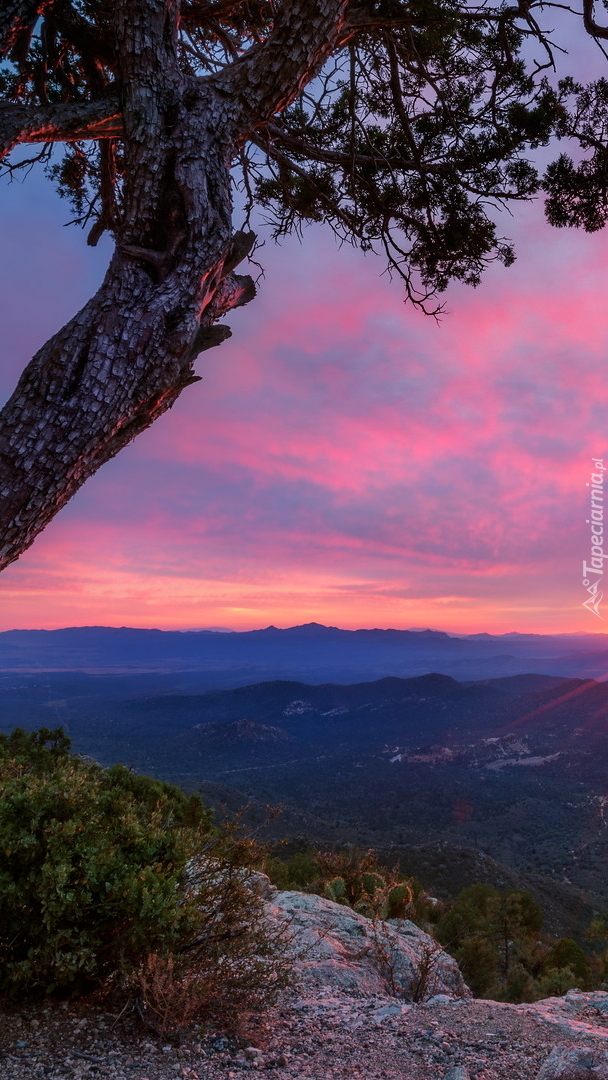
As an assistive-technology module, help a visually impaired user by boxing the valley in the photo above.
[4,651,608,935]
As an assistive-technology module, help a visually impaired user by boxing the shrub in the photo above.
[266,844,434,926]
[263,848,319,891]
[544,938,590,987]
[0,728,289,1024]
[125,851,291,1035]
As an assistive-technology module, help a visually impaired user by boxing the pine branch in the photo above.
[0,95,122,159]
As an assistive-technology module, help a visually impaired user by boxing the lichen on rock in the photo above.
[265,888,469,1001]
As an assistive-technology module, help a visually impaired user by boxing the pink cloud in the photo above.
[2,188,608,632]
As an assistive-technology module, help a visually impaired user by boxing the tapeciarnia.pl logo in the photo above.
[583,458,606,620]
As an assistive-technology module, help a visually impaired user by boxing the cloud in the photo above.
[1,187,608,632]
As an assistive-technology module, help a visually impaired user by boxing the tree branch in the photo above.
[180,0,260,26]
[0,95,122,160]
[210,0,349,134]
[0,0,43,59]
[52,0,116,68]
[262,119,421,169]
[253,131,361,234]
[583,0,608,38]
[0,0,258,569]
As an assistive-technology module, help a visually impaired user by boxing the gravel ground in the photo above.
[4,990,608,1080]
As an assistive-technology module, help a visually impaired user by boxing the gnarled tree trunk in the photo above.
[0,0,347,569]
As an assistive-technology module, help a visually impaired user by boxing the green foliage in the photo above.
[324,876,348,904]
[0,725,72,765]
[0,729,211,995]
[455,934,498,997]
[263,848,320,891]
[0,728,288,1021]
[544,78,608,233]
[436,883,595,1002]
[545,939,590,987]
[437,883,544,998]
[266,844,431,924]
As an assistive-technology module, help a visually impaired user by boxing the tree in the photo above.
[544,938,590,988]
[437,882,544,998]
[0,0,573,567]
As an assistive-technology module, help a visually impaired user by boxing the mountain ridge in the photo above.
[2,623,608,682]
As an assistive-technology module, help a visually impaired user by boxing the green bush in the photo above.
[544,938,590,987]
[0,728,289,1022]
[266,844,430,923]
[263,848,320,890]
[435,883,596,1002]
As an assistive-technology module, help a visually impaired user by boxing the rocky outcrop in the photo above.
[536,1045,608,1079]
[264,887,469,1001]
[522,991,608,1043]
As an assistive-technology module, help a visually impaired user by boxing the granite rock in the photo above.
[536,1045,608,1079]
[265,889,469,1001]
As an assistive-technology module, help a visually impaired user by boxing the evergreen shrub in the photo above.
[0,728,289,1028]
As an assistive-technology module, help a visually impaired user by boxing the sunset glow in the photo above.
[1,178,608,634]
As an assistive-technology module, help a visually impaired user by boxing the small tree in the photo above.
[437,883,545,1000]
[544,938,591,989]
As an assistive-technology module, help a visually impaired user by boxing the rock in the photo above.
[264,890,469,1001]
[185,861,278,902]
[212,1037,230,1051]
[443,1068,471,1080]
[560,991,608,1016]
[536,1046,608,1079]
[372,1004,408,1020]
[520,990,608,1037]
[247,871,279,902]
[244,1048,263,1061]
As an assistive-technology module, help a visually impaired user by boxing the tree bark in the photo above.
[0,0,43,59]
[0,97,122,157]
[0,0,348,570]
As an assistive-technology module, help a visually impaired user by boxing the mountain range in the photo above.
[2,622,608,682]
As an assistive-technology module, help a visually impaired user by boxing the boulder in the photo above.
[265,889,469,1001]
[536,1046,608,1080]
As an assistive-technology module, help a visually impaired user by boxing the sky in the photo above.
[2,132,608,634]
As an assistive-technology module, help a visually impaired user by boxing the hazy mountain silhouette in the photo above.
[2,623,608,682]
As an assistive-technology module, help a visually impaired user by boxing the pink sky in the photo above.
[1,170,607,634]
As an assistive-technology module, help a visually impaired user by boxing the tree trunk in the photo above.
[0,0,347,570]
[0,113,244,569]
[0,18,243,570]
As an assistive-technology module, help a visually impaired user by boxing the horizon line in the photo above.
[0,622,606,639]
